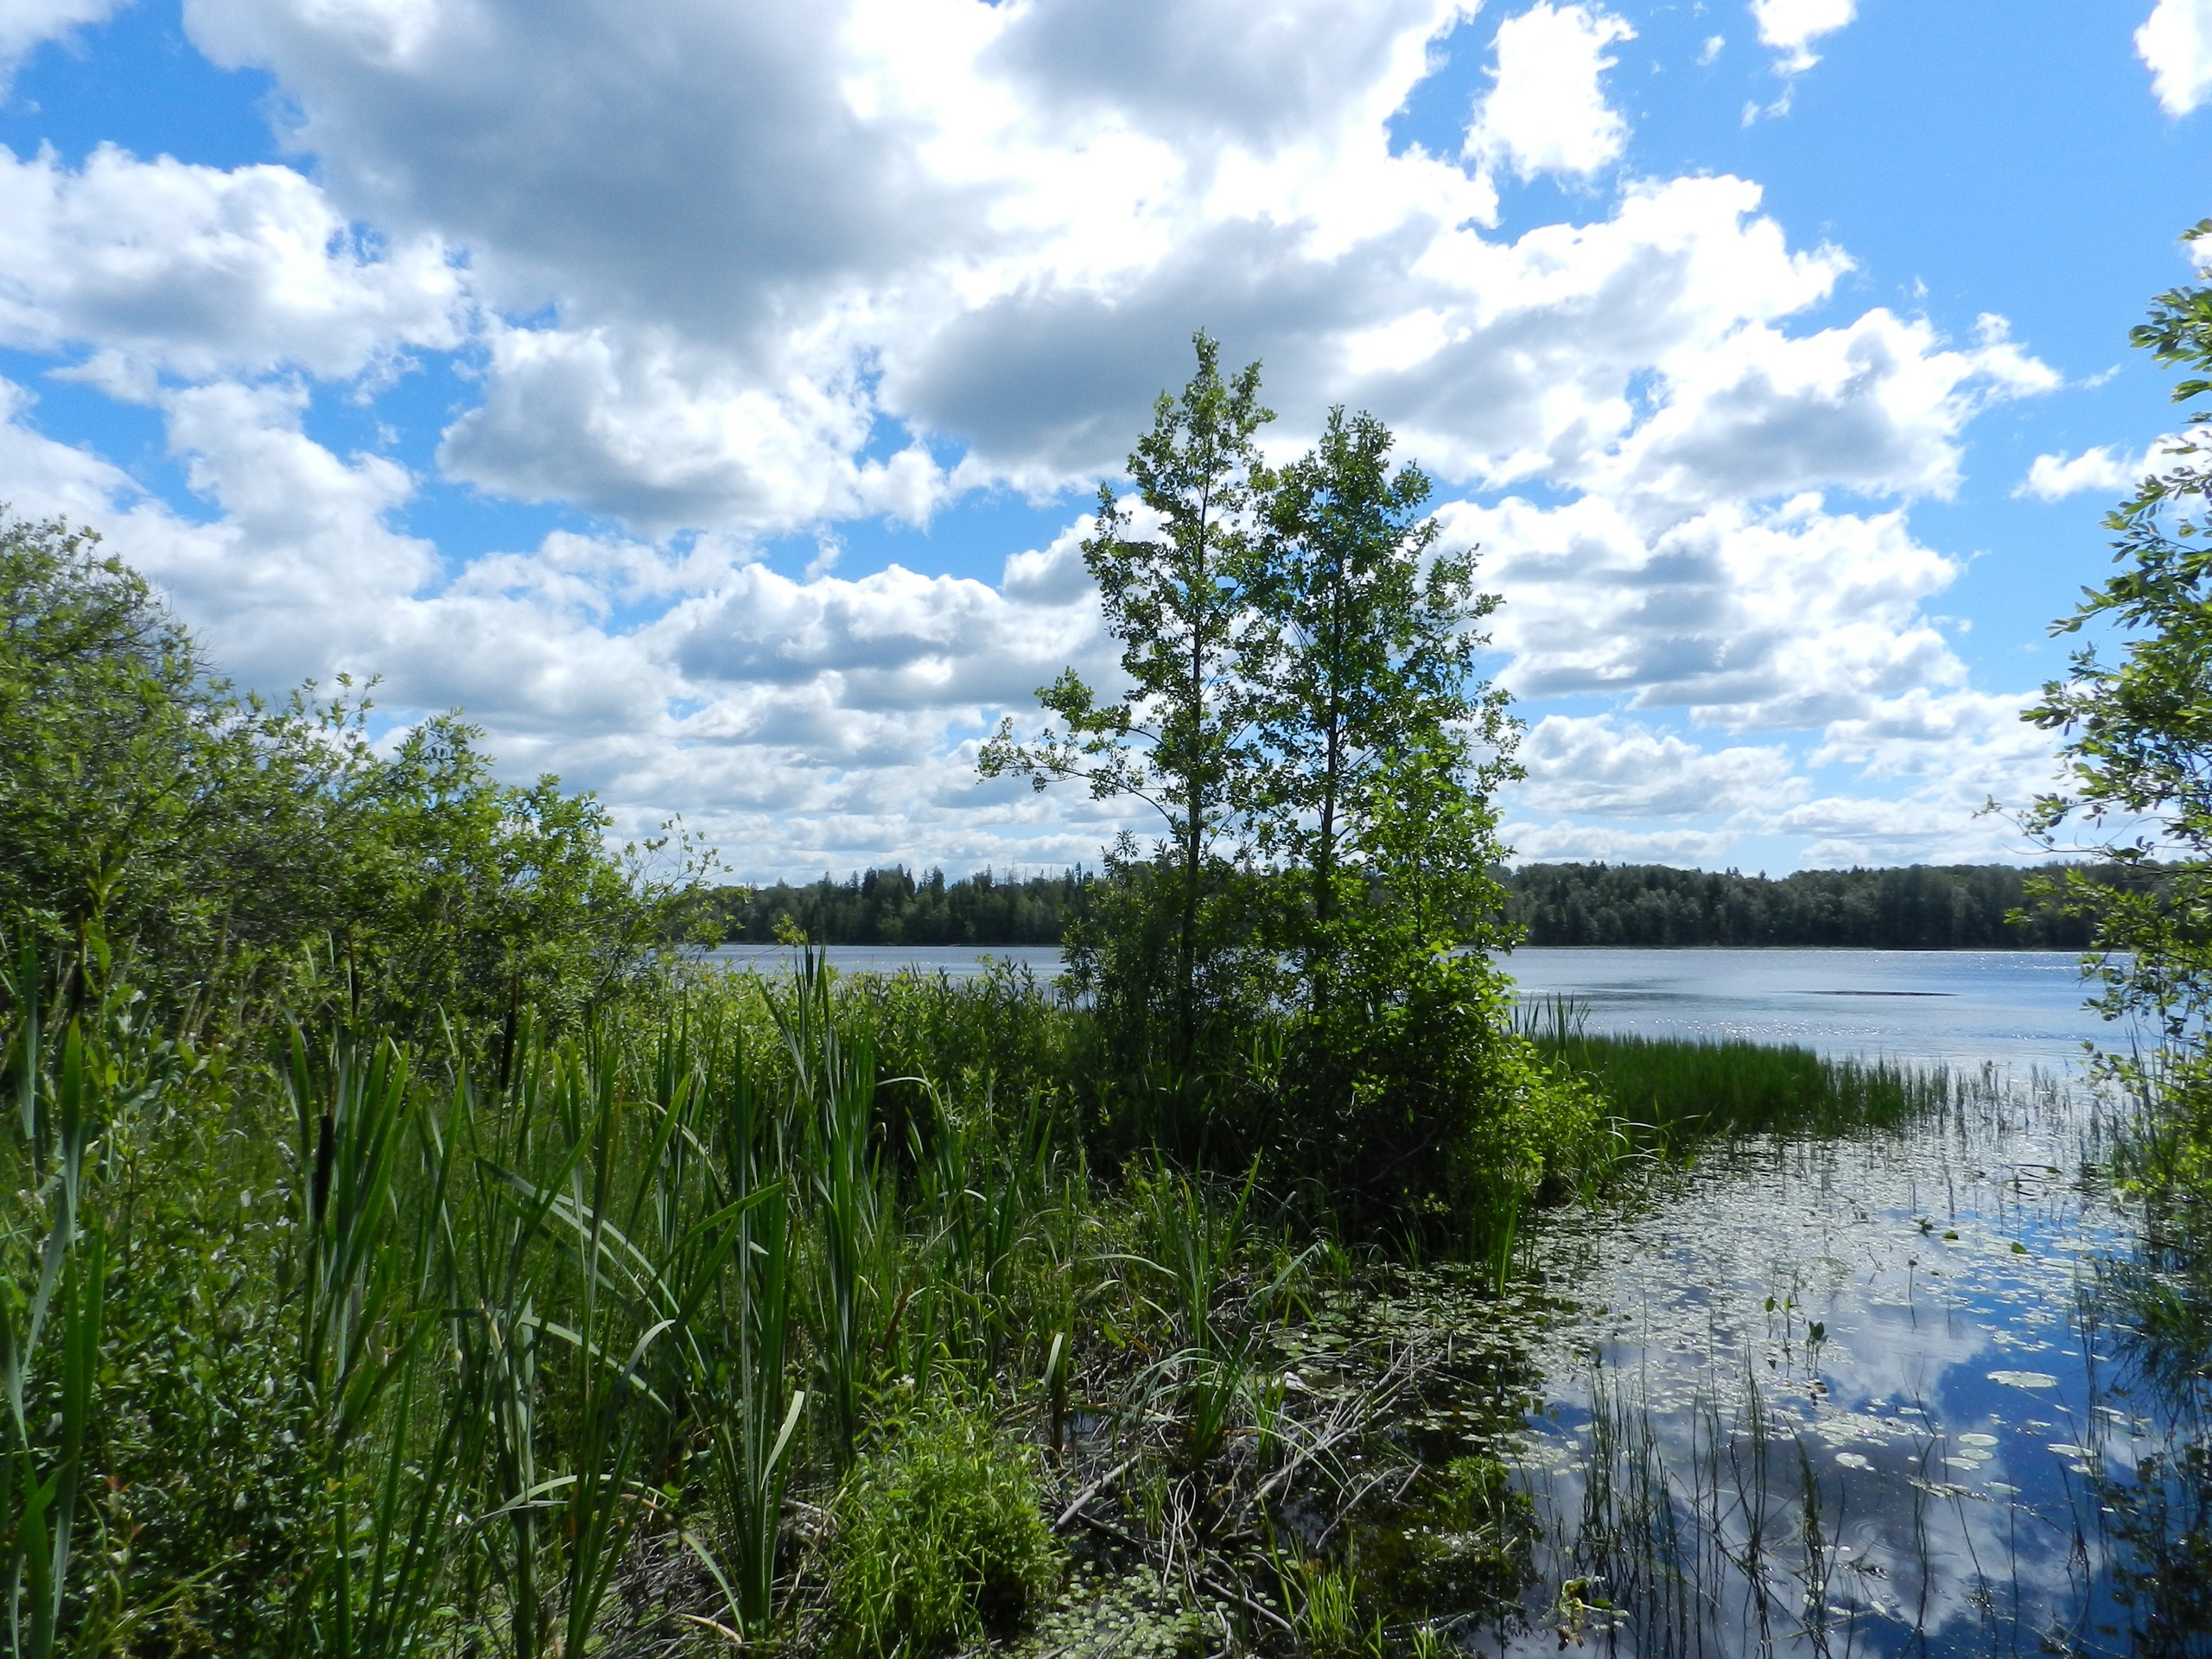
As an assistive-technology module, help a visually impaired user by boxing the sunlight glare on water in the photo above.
[1504,947,2139,1071]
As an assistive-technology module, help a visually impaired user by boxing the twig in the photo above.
[1055,1454,1141,1533]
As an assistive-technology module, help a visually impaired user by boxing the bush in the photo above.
[0,512,710,1045]
[827,1400,1064,1656]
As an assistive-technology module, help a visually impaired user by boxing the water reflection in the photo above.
[2074,1205,2212,1658]
[1484,1079,2209,1657]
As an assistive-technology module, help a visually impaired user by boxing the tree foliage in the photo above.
[1507,861,2117,948]
[981,347,1559,1228]
[2024,222,2212,1191]
[690,866,1089,947]
[0,512,702,1041]
[981,334,1278,1081]
[2025,229,2212,1028]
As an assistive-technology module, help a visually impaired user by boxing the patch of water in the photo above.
[1288,1077,2209,1656]
[1506,948,2141,1072]
[1490,1082,2204,1658]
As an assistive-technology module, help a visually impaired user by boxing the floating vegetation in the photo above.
[1456,1071,2212,1656]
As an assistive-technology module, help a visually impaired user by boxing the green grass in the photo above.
[825,1398,1064,1656]
[1519,997,1954,1152]
[1550,1032,1948,1141]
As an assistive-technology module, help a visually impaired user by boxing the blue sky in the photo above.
[2,0,2209,880]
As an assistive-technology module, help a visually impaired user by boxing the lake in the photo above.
[709,943,2133,1073]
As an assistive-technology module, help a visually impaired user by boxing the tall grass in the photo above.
[1520,993,1954,1151]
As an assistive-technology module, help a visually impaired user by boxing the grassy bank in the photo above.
[4,954,1966,1658]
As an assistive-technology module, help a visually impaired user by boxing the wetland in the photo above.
[1227,955,2206,1658]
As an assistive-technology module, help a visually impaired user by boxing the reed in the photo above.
[1523,995,1954,1148]
[0,1016,105,1659]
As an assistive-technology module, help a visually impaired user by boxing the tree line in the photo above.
[690,865,1091,945]
[1504,860,2141,949]
[701,859,2141,950]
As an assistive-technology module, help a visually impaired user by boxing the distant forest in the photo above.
[694,861,2143,950]
[1502,861,2126,949]
[693,865,1088,946]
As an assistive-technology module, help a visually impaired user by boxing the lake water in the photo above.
[704,942,1065,982]
[1305,1070,2199,1657]
[709,943,2134,1073]
[1505,947,2140,1074]
[1493,1085,2187,1658]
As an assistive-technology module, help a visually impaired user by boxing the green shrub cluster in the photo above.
[0,512,707,1045]
[828,1400,1064,1654]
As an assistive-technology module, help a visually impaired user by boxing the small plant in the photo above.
[1292,1554,1363,1655]
[826,1399,1064,1656]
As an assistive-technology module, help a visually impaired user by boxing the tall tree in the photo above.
[1244,414,1525,1223]
[980,333,1274,1073]
[1249,406,1516,1001]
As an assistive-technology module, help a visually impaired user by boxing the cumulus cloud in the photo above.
[1516,715,1802,817]
[0,144,466,383]
[2016,435,2186,500]
[1586,309,2056,512]
[1465,3,1637,181]
[1503,820,1745,866]
[1748,0,1856,75]
[0,0,124,86]
[439,321,950,535]
[2138,0,2212,116]
[1462,493,1965,732]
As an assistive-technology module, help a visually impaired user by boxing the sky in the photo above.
[2,0,2209,881]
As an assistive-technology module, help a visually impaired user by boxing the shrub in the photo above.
[827,1400,1064,1656]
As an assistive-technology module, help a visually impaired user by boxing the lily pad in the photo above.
[1987,1370,2058,1389]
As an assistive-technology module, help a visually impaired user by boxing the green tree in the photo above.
[0,512,373,1001]
[1249,406,1517,1001]
[980,334,1275,1083]
[0,512,706,1039]
[1245,414,1527,1225]
[328,715,701,1039]
[2024,220,2212,1179]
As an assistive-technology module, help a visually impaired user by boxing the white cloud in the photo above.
[1465,3,1637,181]
[2137,0,2212,116]
[1503,820,1745,866]
[1464,493,1966,732]
[439,320,950,536]
[0,143,466,383]
[1748,0,1855,75]
[1516,715,1802,817]
[0,0,123,86]
[2016,446,2139,502]
[2017,436,2184,501]
[1583,308,2056,512]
